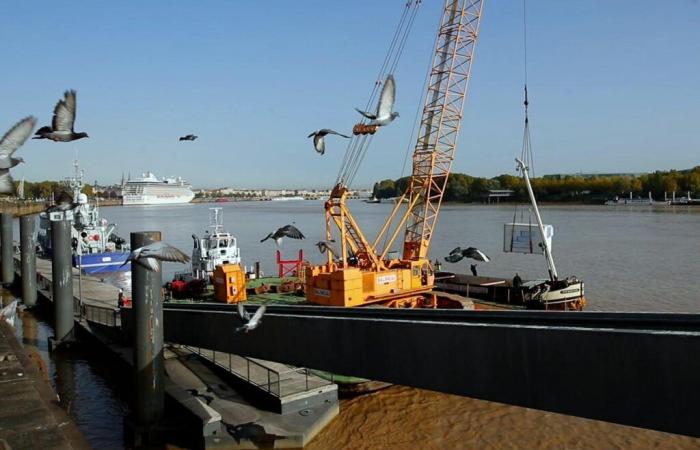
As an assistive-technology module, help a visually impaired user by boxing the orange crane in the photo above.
[305,0,484,308]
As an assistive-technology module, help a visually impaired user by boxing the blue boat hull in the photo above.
[73,252,131,274]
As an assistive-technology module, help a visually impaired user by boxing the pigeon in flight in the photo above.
[444,246,491,263]
[307,129,351,155]
[0,116,37,194]
[236,303,266,333]
[45,191,78,213]
[179,134,198,141]
[260,224,305,246]
[355,74,399,126]
[33,90,88,142]
[124,241,190,272]
[315,240,337,255]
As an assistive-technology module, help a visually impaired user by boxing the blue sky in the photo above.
[1,1,698,189]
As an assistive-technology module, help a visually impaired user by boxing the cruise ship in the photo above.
[122,172,195,205]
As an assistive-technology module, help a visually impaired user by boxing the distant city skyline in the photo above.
[1,1,698,189]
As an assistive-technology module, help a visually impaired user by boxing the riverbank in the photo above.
[0,318,89,449]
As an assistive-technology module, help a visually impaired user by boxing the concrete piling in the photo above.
[20,215,37,308]
[51,218,74,346]
[130,231,164,439]
[1,213,14,285]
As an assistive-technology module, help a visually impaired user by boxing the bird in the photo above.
[355,74,399,126]
[315,240,337,255]
[45,191,78,213]
[124,241,190,272]
[307,129,351,155]
[179,134,198,141]
[236,303,266,333]
[33,90,88,142]
[260,224,305,246]
[0,116,36,194]
[444,246,491,264]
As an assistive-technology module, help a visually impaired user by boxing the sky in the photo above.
[1,1,698,189]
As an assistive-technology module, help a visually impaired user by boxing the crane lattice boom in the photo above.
[403,0,483,260]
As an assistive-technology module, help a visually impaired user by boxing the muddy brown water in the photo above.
[7,202,700,448]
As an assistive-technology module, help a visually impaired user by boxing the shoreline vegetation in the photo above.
[372,167,700,204]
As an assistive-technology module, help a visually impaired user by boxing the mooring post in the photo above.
[130,231,164,443]
[51,218,74,347]
[1,213,14,285]
[19,215,37,308]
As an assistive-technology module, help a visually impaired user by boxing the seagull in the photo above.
[124,241,190,272]
[315,240,337,255]
[260,224,305,246]
[179,134,198,141]
[307,129,351,155]
[444,246,491,263]
[33,90,88,142]
[236,303,266,333]
[0,116,36,194]
[355,74,399,126]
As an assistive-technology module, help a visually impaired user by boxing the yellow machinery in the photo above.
[213,264,248,303]
[306,0,484,308]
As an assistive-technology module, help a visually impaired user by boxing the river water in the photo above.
[8,201,700,448]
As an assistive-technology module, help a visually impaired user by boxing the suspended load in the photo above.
[503,222,553,254]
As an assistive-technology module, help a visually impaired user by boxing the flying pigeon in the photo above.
[236,303,266,333]
[0,116,36,194]
[444,246,491,264]
[315,240,337,255]
[179,134,198,141]
[45,191,78,213]
[33,90,89,142]
[307,129,351,155]
[0,300,18,326]
[260,224,305,246]
[355,74,399,126]
[124,241,190,272]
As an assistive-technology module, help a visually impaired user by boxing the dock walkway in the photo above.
[0,320,89,449]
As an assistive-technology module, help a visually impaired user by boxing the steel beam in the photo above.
[19,215,37,307]
[130,231,164,429]
[1,213,14,285]
[160,305,700,437]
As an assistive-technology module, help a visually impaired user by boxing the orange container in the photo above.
[213,264,248,303]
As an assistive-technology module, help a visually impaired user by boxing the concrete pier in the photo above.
[1,213,13,285]
[20,215,37,307]
[130,231,165,441]
[0,320,89,448]
[50,218,74,346]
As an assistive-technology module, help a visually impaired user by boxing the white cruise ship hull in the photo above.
[123,191,194,205]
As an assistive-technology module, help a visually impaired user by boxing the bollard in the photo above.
[51,218,74,346]
[20,215,37,307]
[1,213,14,285]
[130,231,164,436]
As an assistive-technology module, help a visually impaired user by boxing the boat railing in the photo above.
[80,302,121,328]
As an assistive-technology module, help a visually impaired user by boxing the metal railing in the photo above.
[184,346,332,398]
[80,302,120,327]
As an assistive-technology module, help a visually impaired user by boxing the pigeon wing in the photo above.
[323,129,352,139]
[135,256,161,272]
[0,117,37,157]
[281,225,305,240]
[355,108,376,120]
[0,169,14,194]
[444,253,464,263]
[448,246,463,256]
[377,74,396,119]
[52,100,75,132]
[249,305,266,325]
[155,242,191,263]
[237,302,251,321]
[464,247,490,262]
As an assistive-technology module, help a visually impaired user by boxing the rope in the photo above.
[336,1,422,187]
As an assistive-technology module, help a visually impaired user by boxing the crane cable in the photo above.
[519,0,535,177]
[337,1,422,187]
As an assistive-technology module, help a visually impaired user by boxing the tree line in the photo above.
[15,180,97,201]
[372,167,700,203]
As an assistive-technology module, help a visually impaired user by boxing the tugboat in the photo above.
[38,160,131,274]
[168,208,242,298]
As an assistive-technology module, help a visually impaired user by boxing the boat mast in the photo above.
[515,158,558,281]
